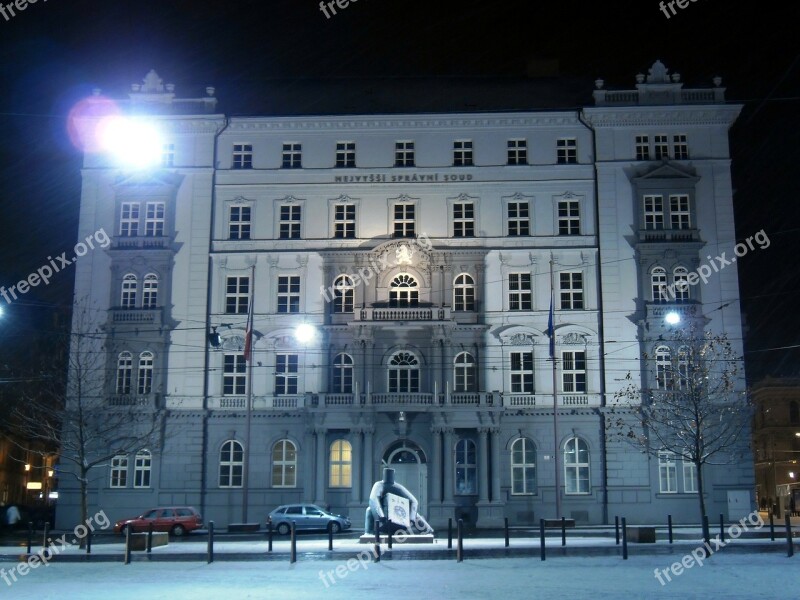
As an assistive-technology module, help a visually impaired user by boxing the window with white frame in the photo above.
[659,451,678,493]
[670,195,691,229]
[229,206,251,240]
[121,274,137,308]
[562,351,586,393]
[676,345,690,390]
[557,138,577,164]
[635,135,650,161]
[134,450,151,488]
[225,276,250,314]
[673,267,689,302]
[453,140,474,166]
[510,351,534,393]
[564,437,590,494]
[335,142,356,168]
[219,440,243,487]
[508,139,527,165]
[558,200,580,235]
[393,202,415,238]
[332,275,354,313]
[116,352,132,394]
[389,274,418,307]
[395,141,415,167]
[110,454,128,488]
[511,437,536,495]
[455,439,477,494]
[272,440,297,488]
[161,143,174,167]
[651,267,667,302]
[559,272,584,310]
[333,204,356,238]
[683,456,698,492]
[508,273,532,311]
[275,354,299,395]
[507,201,530,236]
[654,135,669,159]
[279,205,302,239]
[281,142,302,169]
[232,144,252,169]
[332,353,354,393]
[643,195,664,230]
[145,202,165,237]
[277,275,300,313]
[223,353,246,395]
[329,439,352,487]
[453,274,475,311]
[142,273,158,309]
[388,352,419,393]
[655,345,673,390]
[137,351,154,395]
[120,203,140,237]
[453,201,475,237]
[673,135,689,160]
[454,352,476,392]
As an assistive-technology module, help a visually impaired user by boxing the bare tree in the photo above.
[610,326,752,529]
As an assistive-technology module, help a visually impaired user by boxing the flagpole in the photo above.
[550,255,561,519]
[242,264,255,524]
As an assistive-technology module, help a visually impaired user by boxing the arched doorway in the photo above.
[382,440,428,517]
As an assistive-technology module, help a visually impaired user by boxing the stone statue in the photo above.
[365,467,433,535]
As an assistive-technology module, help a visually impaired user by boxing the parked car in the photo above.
[268,504,351,535]
[113,506,203,536]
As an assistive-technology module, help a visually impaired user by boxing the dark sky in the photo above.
[0,0,797,381]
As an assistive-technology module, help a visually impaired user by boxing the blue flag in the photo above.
[547,293,555,359]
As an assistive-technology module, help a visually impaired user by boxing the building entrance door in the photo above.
[384,441,427,517]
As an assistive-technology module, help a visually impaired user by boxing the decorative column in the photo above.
[361,428,375,502]
[477,426,505,528]
[442,428,454,503]
[350,429,363,505]
[431,426,443,503]
[490,428,502,503]
[304,428,315,500]
[314,428,327,507]
[478,428,490,503]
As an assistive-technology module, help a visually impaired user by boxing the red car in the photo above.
[114,506,203,536]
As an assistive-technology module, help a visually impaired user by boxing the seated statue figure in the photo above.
[365,467,433,535]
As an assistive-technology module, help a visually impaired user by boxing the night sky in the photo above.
[0,0,797,381]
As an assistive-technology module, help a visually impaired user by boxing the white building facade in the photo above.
[58,63,754,529]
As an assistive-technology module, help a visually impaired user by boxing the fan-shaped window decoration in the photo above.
[389,274,419,307]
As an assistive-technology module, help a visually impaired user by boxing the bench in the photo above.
[128,532,168,551]
[543,519,576,528]
[627,526,656,543]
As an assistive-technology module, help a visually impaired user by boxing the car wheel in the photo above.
[276,522,291,535]
[171,524,187,537]
[328,522,341,534]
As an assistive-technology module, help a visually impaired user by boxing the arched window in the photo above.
[329,439,352,487]
[333,353,354,394]
[219,440,244,488]
[655,345,672,390]
[142,274,159,308]
[651,267,667,303]
[673,267,689,303]
[676,346,690,390]
[116,352,133,394]
[272,439,297,488]
[121,274,137,308]
[134,450,152,488]
[791,401,800,425]
[332,275,354,314]
[455,439,477,494]
[511,438,536,495]
[389,274,419,307]
[388,352,419,393]
[454,352,476,392]
[564,437,590,494]
[137,351,154,395]
[453,274,475,311]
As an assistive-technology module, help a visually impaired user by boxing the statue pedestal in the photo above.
[358,533,434,544]
[476,502,506,528]
[426,502,456,529]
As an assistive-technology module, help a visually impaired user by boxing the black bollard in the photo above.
[448,518,453,549]
[456,519,464,562]
[504,517,509,548]
[290,520,297,564]
[86,529,92,555]
[374,521,381,562]
[539,518,546,561]
[702,515,710,547]
[124,526,131,565]
[267,517,273,552]
[26,522,33,554]
[719,514,725,543]
[769,513,775,541]
[621,517,628,560]
[147,523,154,554]
[388,521,393,549]
[561,516,566,547]
[207,521,215,563]
[668,515,673,544]
[786,513,794,558]
[329,523,334,551]
[614,516,619,545]
[42,522,49,549]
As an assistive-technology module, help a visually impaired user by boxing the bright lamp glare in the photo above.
[294,324,316,343]
[664,311,681,325]
[98,117,162,168]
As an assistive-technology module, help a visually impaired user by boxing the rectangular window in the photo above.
[279,205,302,239]
[282,143,302,169]
[145,202,165,237]
[453,202,475,237]
[110,455,128,488]
[120,203,140,237]
[507,139,527,165]
[670,195,691,229]
[137,355,153,395]
[335,141,356,168]
[557,138,577,164]
[562,351,587,393]
[275,354,299,395]
[510,352,534,393]
[635,135,650,161]
[560,272,584,310]
[162,143,174,167]
[659,452,678,493]
[229,206,251,240]
[393,203,415,238]
[225,276,249,314]
[654,135,669,160]
[223,354,247,396]
[507,202,530,236]
[334,204,356,238]
[673,135,689,160]
[232,144,253,169]
[643,195,664,230]
[508,273,532,311]
[558,200,580,235]
[453,140,474,166]
[395,141,415,167]
[277,275,300,313]
[134,453,151,488]
[683,459,698,493]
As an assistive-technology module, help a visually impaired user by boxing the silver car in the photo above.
[268,504,351,535]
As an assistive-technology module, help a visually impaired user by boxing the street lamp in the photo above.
[664,311,681,326]
[294,323,317,344]
[98,116,162,168]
